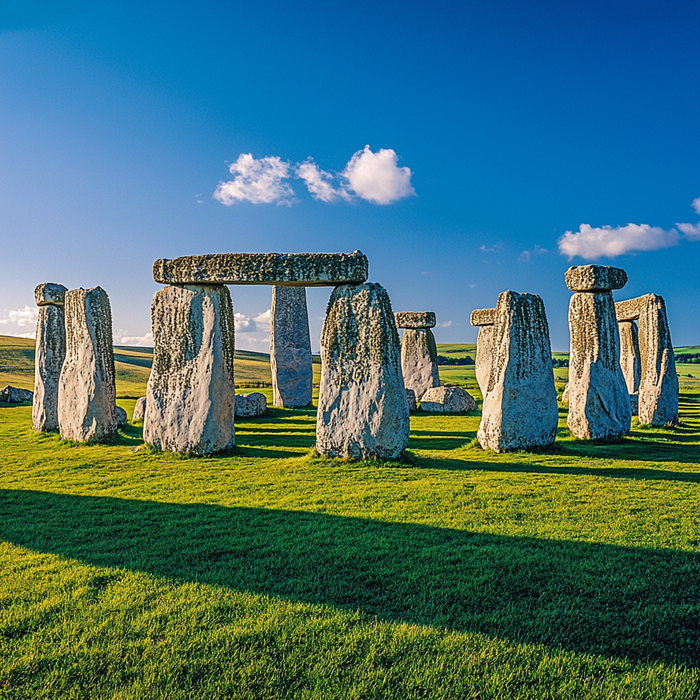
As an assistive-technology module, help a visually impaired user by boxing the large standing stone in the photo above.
[270,286,313,408]
[618,320,641,395]
[58,287,117,442]
[477,291,558,451]
[617,294,678,426]
[470,308,495,397]
[32,283,67,432]
[144,284,236,454]
[399,327,440,400]
[566,266,631,439]
[316,283,409,460]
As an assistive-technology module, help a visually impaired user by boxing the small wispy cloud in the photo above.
[558,223,680,260]
[676,222,700,240]
[295,160,349,203]
[437,320,453,328]
[214,154,295,205]
[480,244,503,253]
[693,197,700,215]
[518,245,548,263]
[119,332,153,347]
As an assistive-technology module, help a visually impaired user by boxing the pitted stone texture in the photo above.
[316,283,409,460]
[0,386,33,403]
[144,285,236,455]
[565,265,628,292]
[477,291,558,452]
[132,396,147,422]
[615,297,645,322]
[619,320,641,395]
[32,304,66,431]
[116,406,127,426]
[635,294,678,426]
[401,328,440,400]
[406,388,417,412]
[475,325,494,397]
[394,312,436,329]
[420,386,476,413]
[153,251,368,287]
[566,291,631,439]
[235,392,267,417]
[35,282,68,307]
[470,308,496,327]
[270,286,313,408]
[58,287,117,442]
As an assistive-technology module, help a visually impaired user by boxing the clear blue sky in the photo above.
[1,0,699,351]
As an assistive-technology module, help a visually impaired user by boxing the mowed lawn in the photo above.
[1,336,700,698]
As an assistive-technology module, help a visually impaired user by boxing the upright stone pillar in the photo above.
[316,283,409,460]
[144,284,236,454]
[58,287,117,442]
[618,319,641,415]
[395,311,439,400]
[566,266,631,440]
[477,291,558,451]
[32,283,67,432]
[270,286,313,408]
[470,308,496,397]
[617,294,678,426]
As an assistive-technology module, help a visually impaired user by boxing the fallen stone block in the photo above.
[235,392,268,417]
[0,386,33,404]
[132,396,147,422]
[420,386,476,413]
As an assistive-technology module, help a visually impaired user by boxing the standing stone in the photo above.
[270,286,313,408]
[316,283,409,460]
[399,328,440,400]
[58,287,117,442]
[32,283,67,432]
[617,294,678,426]
[618,319,641,415]
[144,285,236,454]
[566,266,631,440]
[470,308,495,398]
[477,291,558,451]
[132,396,147,422]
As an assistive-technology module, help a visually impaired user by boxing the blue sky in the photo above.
[1,0,699,351]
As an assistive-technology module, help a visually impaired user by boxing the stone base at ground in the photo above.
[420,386,476,413]
[1,386,33,403]
[235,392,267,417]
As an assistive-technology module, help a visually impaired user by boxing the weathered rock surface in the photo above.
[474,325,495,397]
[565,265,628,292]
[477,291,558,451]
[406,388,417,412]
[400,328,440,400]
[116,406,127,426]
[32,303,66,431]
[630,393,639,416]
[566,291,631,439]
[316,283,409,460]
[35,282,67,306]
[235,392,267,417]
[58,287,118,442]
[270,286,313,408]
[0,386,33,403]
[394,312,436,329]
[618,320,641,395]
[153,251,368,286]
[420,386,476,413]
[143,284,236,454]
[470,308,496,327]
[561,383,569,403]
[132,396,147,422]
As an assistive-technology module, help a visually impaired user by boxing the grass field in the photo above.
[1,335,700,698]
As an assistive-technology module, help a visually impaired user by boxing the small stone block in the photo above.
[615,298,644,322]
[132,396,147,422]
[235,392,268,417]
[420,386,476,413]
[153,251,368,287]
[470,308,496,326]
[394,312,436,329]
[35,282,68,306]
[565,265,628,292]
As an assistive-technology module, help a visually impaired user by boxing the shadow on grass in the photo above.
[1,489,698,666]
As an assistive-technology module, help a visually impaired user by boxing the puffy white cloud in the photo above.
[118,332,153,347]
[253,309,271,331]
[214,154,295,205]
[342,145,415,205]
[693,197,700,215]
[234,312,256,333]
[558,223,680,260]
[0,306,39,337]
[296,160,349,203]
[677,222,700,240]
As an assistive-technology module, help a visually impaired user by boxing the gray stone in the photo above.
[235,392,267,417]
[561,383,569,403]
[630,393,639,416]
[618,320,641,395]
[58,287,118,442]
[0,385,33,403]
[400,328,440,400]
[406,388,417,412]
[567,291,631,439]
[32,303,66,431]
[270,286,313,408]
[394,311,436,329]
[153,251,368,287]
[34,282,68,306]
[477,291,558,452]
[420,386,476,413]
[474,325,495,397]
[116,406,127,426]
[143,284,236,454]
[470,308,496,326]
[316,282,409,460]
[565,265,628,292]
[132,396,147,422]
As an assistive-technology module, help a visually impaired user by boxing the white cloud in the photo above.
[692,197,700,215]
[234,312,256,333]
[558,223,680,260]
[118,332,153,347]
[677,222,700,240]
[295,160,349,203]
[253,309,271,331]
[342,145,415,205]
[0,306,39,338]
[214,154,294,205]
[437,320,453,328]
[518,245,548,262]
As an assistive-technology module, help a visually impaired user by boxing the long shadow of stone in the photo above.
[1,489,698,665]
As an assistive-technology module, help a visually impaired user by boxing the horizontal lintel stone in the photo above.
[153,251,368,286]
[470,308,496,326]
[35,282,68,306]
[394,311,436,329]
[565,265,628,292]
[615,296,646,322]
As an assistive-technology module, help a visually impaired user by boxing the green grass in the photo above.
[2,335,700,698]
